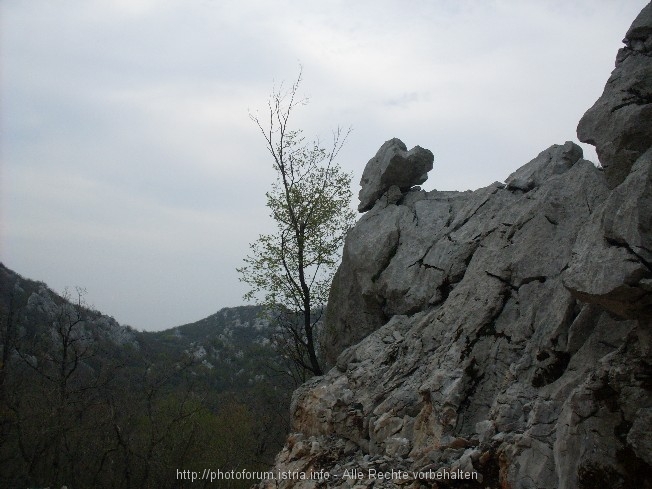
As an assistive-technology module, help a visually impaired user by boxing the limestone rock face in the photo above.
[563,147,652,319]
[564,2,652,321]
[323,140,597,368]
[357,138,434,212]
[259,4,652,488]
[577,2,652,188]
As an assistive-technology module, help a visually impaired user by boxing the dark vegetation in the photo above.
[0,263,294,488]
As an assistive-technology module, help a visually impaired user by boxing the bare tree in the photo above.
[238,68,355,379]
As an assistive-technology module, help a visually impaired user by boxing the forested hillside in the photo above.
[0,263,292,488]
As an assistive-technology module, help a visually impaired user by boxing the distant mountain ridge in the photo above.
[0,262,272,366]
[0,262,139,347]
[0,262,302,393]
[149,304,271,356]
[0,262,291,488]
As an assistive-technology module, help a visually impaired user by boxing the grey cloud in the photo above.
[1,0,647,329]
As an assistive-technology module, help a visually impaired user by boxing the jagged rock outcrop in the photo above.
[577,2,652,189]
[357,138,434,212]
[504,141,583,192]
[564,2,652,321]
[259,4,652,488]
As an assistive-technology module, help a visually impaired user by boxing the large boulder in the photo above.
[357,138,434,212]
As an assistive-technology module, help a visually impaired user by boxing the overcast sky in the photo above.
[1,0,647,331]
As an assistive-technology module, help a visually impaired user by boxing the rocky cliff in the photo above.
[259,4,652,488]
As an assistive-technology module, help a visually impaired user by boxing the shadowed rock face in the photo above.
[258,4,652,488]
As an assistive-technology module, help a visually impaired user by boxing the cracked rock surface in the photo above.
[259,4,652,488]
